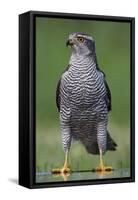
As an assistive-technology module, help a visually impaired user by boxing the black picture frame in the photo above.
[19,11,135,189]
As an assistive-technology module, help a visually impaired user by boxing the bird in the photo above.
[52,32,117,174]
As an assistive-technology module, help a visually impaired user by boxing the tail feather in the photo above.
[84,131,117,155]
[107,131,117,151]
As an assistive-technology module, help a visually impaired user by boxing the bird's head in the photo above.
[66,32,95,56]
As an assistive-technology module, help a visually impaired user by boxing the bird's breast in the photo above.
[67,70,105,107]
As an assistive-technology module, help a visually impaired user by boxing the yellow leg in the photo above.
[96,149,113,173]
[52,151,71,174]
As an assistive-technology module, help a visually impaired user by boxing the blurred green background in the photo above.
[36,17,130,178]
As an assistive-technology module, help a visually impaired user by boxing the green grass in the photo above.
[36,122,130,173]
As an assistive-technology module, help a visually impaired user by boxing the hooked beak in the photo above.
[66,39,74,47]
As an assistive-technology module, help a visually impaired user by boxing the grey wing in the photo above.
[97,65,111,112]
[56,65,70,112]
[56,78,61,112]
[104,79,111,111]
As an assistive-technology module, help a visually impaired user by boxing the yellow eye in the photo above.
[77,37,84,43]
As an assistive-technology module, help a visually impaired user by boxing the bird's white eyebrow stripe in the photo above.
[77,35,93,40]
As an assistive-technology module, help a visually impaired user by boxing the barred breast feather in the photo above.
[56,55,117,154]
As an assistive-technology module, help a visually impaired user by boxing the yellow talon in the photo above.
[96,165,113,173]
[62,166,71,174]
[52,151,71,174]
[52,152,71,181]
[52,168,62,174]
[96,149,113,174]
[52,166,71,174]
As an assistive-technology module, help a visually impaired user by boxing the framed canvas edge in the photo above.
[19,12,32,188]
[19,11,135,189]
